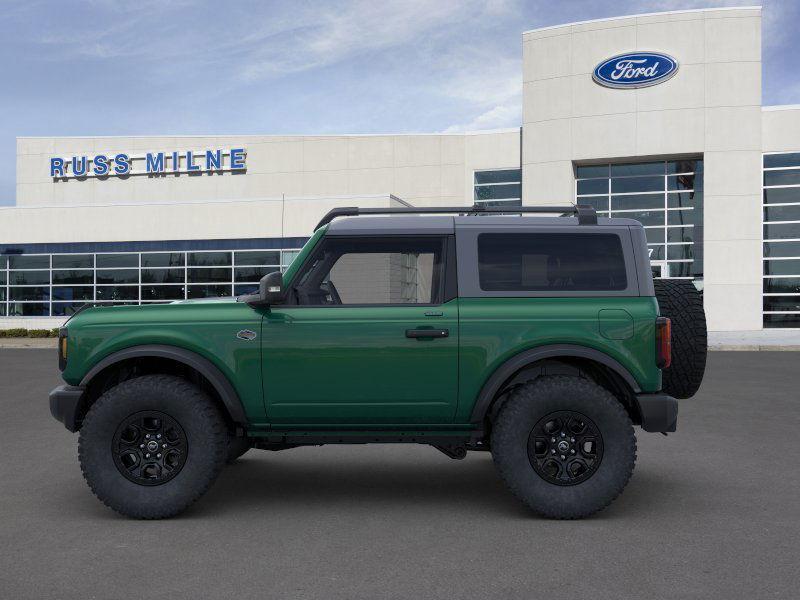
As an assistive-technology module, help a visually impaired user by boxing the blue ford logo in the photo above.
[593,52,678,89]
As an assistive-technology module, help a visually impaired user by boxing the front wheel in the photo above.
[491,376,636,519]
[78,374,228,519]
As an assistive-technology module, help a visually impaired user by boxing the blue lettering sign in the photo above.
[186,150,200,172]
[230,148,246,170]
[113,153,130,175]
[593,52,678,89]
[146,152,165,173]
[171,151,180,172]
[93,154,109,176]
[50,158,65,177]
[72,156,88,177]
[206,149,221,170]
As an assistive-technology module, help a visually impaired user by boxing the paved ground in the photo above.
[1,350,798,599]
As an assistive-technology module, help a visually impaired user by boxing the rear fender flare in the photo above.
[469,344,641,424]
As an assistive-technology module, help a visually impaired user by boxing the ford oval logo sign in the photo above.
[593,52,678,89]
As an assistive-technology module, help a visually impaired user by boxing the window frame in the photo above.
[285,235,454,308]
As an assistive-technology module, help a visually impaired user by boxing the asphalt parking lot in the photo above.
[1,350,798,599]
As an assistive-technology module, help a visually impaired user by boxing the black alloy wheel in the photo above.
[112,411,188,485]
[528,410,603,486]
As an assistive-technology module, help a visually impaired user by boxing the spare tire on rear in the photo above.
[654,279,707,399]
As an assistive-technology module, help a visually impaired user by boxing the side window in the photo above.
[294,237,445,305]
[477,233,627,292]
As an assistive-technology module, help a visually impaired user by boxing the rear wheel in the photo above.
[78,374,228,519]
[491,376,636,519]
[654,279,707,399]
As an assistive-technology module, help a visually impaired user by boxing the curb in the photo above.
[709,344,800,351]
[0,339,59,349]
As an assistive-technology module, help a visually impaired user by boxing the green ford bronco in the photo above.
[50,204,707,519]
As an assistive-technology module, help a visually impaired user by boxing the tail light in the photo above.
[655,317,671,369]
[58,327,68,371]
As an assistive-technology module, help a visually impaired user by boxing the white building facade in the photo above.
[3,6,800,331]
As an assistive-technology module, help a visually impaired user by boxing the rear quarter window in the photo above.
[477,233,627,292]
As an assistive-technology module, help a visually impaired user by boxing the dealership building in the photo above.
[3,5,800,332]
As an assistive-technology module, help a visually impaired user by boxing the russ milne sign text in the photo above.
[50,148,247,179]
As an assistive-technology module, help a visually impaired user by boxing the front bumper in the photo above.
[49,385,85,432]
[635,393,678,433]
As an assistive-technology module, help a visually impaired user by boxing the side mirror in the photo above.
[239,270,284,306]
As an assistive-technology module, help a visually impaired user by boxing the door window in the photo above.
[293,237,445,306]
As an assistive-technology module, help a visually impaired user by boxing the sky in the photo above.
[1,0,798,206]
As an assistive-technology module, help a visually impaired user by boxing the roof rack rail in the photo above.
[314,203,597,230]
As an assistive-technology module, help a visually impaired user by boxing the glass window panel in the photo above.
[763,296,800,312]
[611,162,664,177]
[187,267,231,283]
[96,286,139,300]
[9,271,49,285]
[0,272,5,285]
[667,227,695,243]
[475,199,523,208]
[576,179,608,195]
[668,209,699,226]
[234,284,258,296]
[474,169,521,184]
[141,268,184,284]
[96,254,137,268]
[8,302,49,316]
[10,287,50,301]
[667,159,702,174]
[51,286,93,301]
[141,253,185,268]
[667,191,703,209]
[9,255,48,269]
[141,285,184,301]
[764,205,800,222]
[234,266,278,282]
[478,233,627,291]
[52,302,89,316]
[765,153,800,169]
[763,187,800,204]
[474,183,521,201]
[188,251,231,266]
[764,314,800,328]
[234,251,280,266]
[96,269,138,284]
[620,210,665,226]
[611,194,663,211]
[52,270,93,284]
[764,241,800,258]
[282,251,300,267]
[644,228,665,244]
[648,245,665,260]
[764,223,800,240]
[667,174,700,191]
[576,197,607,211]
[764,170,800,186]
[667,245,693,260]
[0,288,5,301]
[611,176,663,194]
[764,259,800,276]
[764,278,800,294]
[52,254,93,269]
[666,262,693,277]
[0,255,6,269]
[575,165,608,179]
[0,304,5,316]
[187,284,232,299]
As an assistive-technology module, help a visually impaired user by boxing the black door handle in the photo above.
[406,328,449,339]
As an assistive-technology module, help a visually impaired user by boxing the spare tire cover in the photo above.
[654,279,707,399]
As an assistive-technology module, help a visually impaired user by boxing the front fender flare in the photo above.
[469,344,642,424]
[80,344,247,424]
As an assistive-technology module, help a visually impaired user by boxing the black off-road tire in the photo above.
[226,435,251,463]
[654,279,707,399]
[78,374,228,519]
[491,376,636,519]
